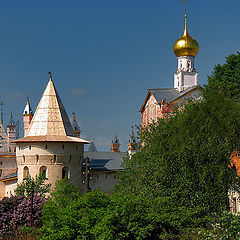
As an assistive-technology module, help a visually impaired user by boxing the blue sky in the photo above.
[0,0,239,151]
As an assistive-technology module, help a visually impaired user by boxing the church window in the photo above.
[23,166,29,179]
[40,166,47,179]
[233,197,237,213]
[54,154,56,163]
[23,155,25,163]
[45,144,47,149]
[62,145,65,150]
[36,155,39,163]
[29,145,31,150]
[62,167,69,179]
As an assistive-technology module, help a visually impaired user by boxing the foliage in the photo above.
[205,52,240,98]
[0,195,45,239]
[39,180,212,240]
[118,92,240,216]
[15,174,51,198]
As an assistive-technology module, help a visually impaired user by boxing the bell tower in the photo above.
[22,97,33,136]
[72,112,81,138]
[173,1,199,92]
[110,133,120,152]
[7,113,16,152]
[128,126,137,157]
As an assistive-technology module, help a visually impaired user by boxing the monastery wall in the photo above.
[0,155,17,178]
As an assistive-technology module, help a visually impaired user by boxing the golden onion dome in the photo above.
[173,15,199,57]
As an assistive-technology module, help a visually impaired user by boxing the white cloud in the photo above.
[69,88,88,96]
[99,120,113,129]
[6,91,25,100]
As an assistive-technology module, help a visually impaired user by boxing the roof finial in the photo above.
[72,112,76,121]
[183,0,189,36]
[131,126,134,136]
[27,97,29,104]
[90,136,93,142]
[48,72,52,81]
[10,112,12,118]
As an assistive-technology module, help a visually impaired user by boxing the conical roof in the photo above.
[16,76,89,144]
[23,97,33,115]
[27,78,75,137]
[7,113,16,127]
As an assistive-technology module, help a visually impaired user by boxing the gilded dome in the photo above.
[173,15,199,57]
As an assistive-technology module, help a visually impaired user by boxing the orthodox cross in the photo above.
[183,0,190,16]
[48,72,52,80]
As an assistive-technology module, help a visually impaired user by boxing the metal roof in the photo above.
[23,97,33,115]
[140,86,201,112]
[15,135,90,143]
[17,77,89,144]
[27,78,75,137]
[1,171,17,181]
[84,151,126,171]
[150,86,198,104]
[88,141,97,152]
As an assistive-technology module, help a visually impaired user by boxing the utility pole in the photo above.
[83,157,91,192]
[16,120,20,139]
[30,180,35,227]
[0,101,4,124]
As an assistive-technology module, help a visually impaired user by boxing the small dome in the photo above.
[173,15,199,57]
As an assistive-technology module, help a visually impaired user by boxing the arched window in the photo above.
[40,166,47,179]
[36,155,39,163]
[23,155,26,163]
[23,166,29,179]
[62,167,69,179]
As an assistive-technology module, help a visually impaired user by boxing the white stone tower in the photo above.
[111,133,120,152]
[22,97,34,137]
[128,126,137,157]
[72,112,81,138]
[173,10,199,92]
[15,73,89,191]
[7,113,16,153]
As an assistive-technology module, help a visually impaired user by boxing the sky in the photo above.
[0,0,239,151]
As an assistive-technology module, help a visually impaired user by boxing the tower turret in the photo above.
[72,112,81,138]
[111,133,120,152]
[88,136,97,152]
[22,97,33,136]
[16,73,89,193]
[128,126,137,157]
[173,4,199,92]
[7,112,16,152]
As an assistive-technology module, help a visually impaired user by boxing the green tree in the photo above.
[40,180,207,240]
[205,52,240,98]
[118,92,240,216]
[15,174,51,198]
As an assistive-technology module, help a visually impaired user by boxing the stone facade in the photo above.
[17,142,84,190]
